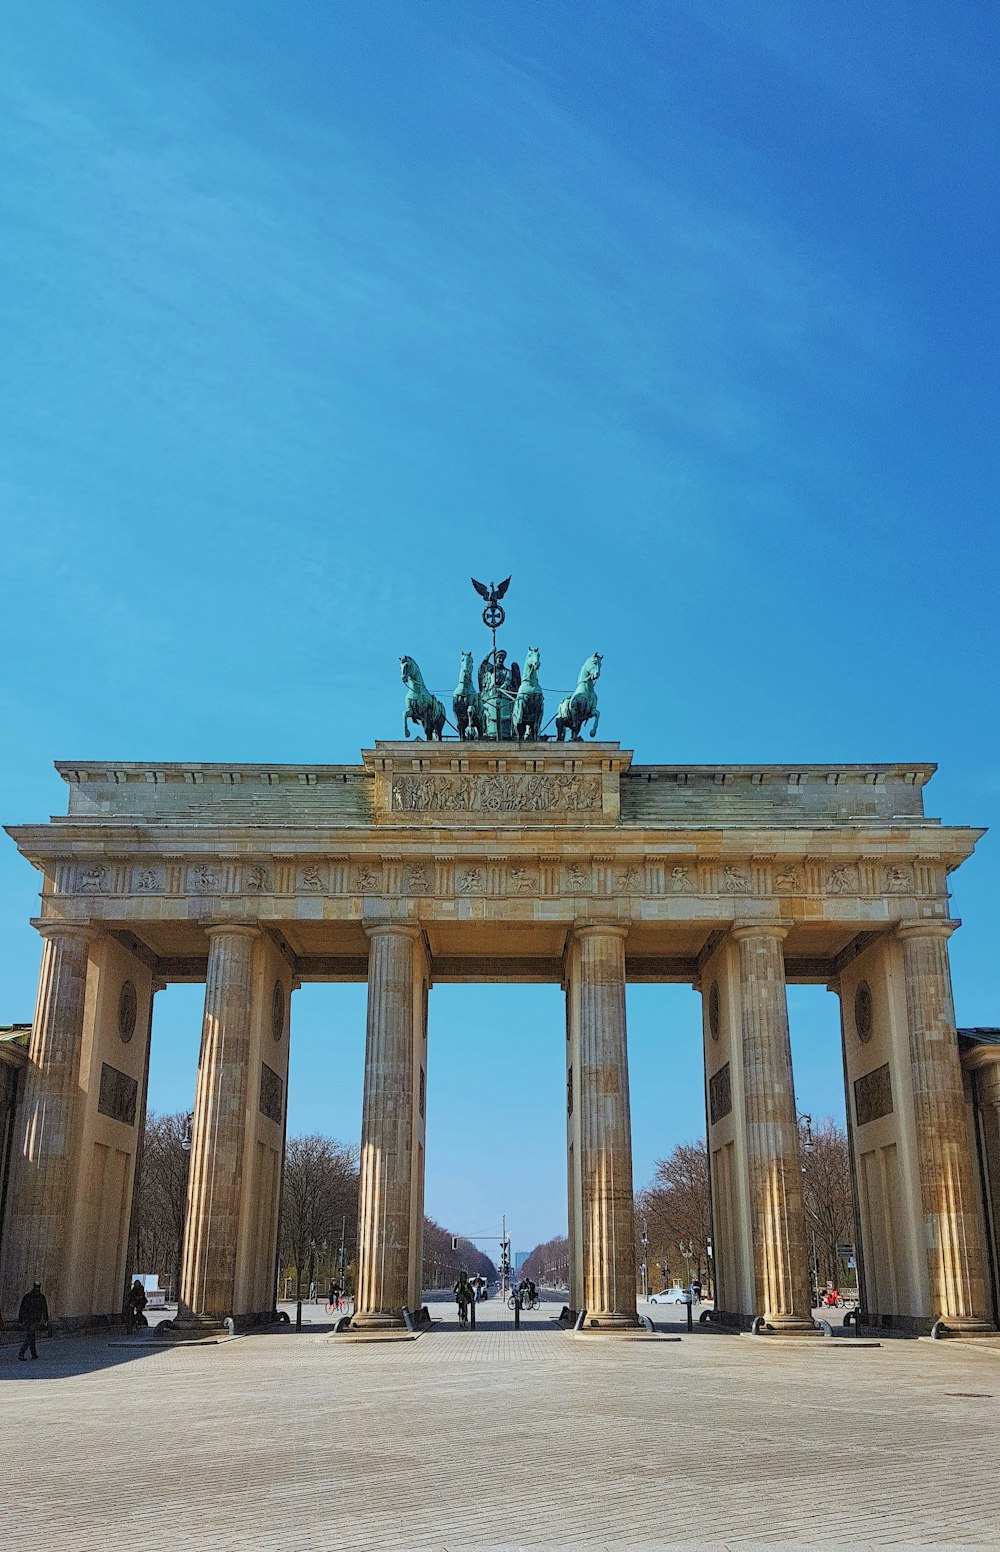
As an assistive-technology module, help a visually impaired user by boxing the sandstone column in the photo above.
[573,924,637,1328]
[898,920,992,1330]
[967,1049,1000,1324]
[1,923,93,1317]
[178,924,258,1323]
[732,923,813,1331]
[353,924,426,1329]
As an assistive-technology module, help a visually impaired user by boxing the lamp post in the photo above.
[295,1239,314,1333]
[798,1112,817,1299]
[174,1110,194,1305]
[640,1217,649,1301]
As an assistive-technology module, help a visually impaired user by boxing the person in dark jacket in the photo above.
[126,1279,148,1329]
[17,1282,49,1361]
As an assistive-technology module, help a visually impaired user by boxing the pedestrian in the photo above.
[17,1282,49,1361]
[126,1279,148,1330]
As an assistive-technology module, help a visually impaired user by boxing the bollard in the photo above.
[470,1299,476,1330]
[514,1295,521,1330]
[686,1301,693,1333]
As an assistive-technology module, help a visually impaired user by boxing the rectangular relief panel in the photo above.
[854,1063,893,1127]
[98,1063,138,1126]
[259,1062,284,1125]
[709,1062,732,1125]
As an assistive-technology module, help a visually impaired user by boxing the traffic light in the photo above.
[451,1236,458,1251]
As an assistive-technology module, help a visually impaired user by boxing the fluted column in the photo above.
[732,923,812,1331]
[898,921,992,1329]
[353,925,425,1329]
[1,924,93,1316]
[178,925,258,1322]
[575,924,637,1328]
[968,1050,1000,1325]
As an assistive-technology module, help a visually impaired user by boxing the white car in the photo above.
[648,1286,692,1305]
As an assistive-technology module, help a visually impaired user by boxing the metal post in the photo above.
[640,1217,649,1302]
[514,1292,520,1330]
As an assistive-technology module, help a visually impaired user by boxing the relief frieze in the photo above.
[389,772,602,817]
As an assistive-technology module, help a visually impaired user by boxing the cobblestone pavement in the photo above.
[2,1298,999,1551]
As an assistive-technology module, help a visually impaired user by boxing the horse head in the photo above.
[400,655,420,687]
[523,646,541,680]
[580,652,602,684]
[458,650,474,685]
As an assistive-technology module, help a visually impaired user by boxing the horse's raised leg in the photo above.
[404,713,412,739]
[590,710,600,739]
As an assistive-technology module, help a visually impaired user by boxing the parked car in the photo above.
[648,1286,692,1305]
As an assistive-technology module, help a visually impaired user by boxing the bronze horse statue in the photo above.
[453,650,485,740]
[555,652,601,741]
[513,647,544,740]
[401,656,446,740]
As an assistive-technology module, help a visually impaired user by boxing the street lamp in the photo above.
[798,1112,818,1298]
[174,1111,194,1305]
[640,1217,649,1301]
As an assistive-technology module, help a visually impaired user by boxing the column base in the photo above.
[581,1311,641,1331]
[932,1316,997,1337]
[350,1310,406,1332]
[757,1312,820,1335]
[155,1313,233,1340]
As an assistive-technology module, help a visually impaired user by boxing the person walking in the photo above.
[17,1282,49,1361]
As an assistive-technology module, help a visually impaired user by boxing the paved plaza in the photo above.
[2,1299,1000,1551]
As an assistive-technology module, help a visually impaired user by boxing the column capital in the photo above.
[202,921,261,942]
[363,921,424,943]
[896,918,960,943]
[730,920,790,944]
[962,1044,1000,1074]
[572,920,629,943]
[31,918,97,946]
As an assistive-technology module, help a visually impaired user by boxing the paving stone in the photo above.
[2,1301,999,1550]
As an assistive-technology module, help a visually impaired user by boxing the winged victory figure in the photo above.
[471,575,512,610]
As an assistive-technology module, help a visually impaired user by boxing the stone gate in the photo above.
[1,742,996,1334]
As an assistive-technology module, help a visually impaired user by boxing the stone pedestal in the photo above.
[732,923,813,1332]
[353,925,427,1330]
[898,921,992,1331]
[1,924,93,1316]
[571,924,637,1328]
[177,925,258,1322]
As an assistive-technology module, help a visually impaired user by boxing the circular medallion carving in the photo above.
[271,979,285,1042]
[118,980,137,1043]
[854,980,873,1044]
[709,981,720,1042]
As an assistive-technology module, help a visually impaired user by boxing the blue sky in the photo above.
[1,2,997,1255]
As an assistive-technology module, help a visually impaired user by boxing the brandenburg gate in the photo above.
[0,609,996,1335]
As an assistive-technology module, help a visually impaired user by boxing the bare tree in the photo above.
[639,1139,712,1291]
[279,1134,359,1309]
[802,1117,855,1286]
[422,1218,496,1289]
[519,1235,569,1288]
[133,1110,191,1298]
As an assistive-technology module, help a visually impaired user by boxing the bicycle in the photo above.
[508,1292,540,1312]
